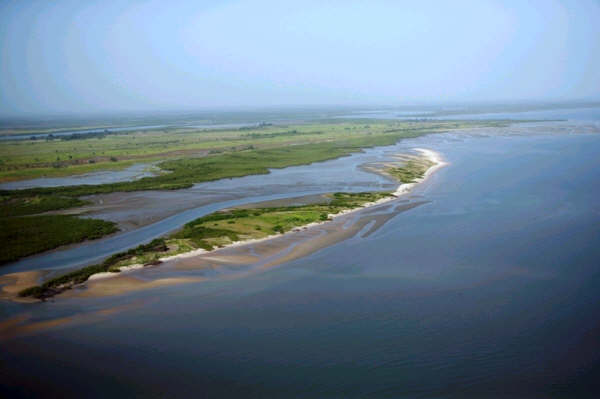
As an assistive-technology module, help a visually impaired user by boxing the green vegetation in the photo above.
[171,191,390,250]
[18,192,391,299]
[386,158,435,183]
[0,120,498,184]
[0,129,421,198]
[1,121,474,268]
[0,195,88,217]
[1,121,504,217]
[18,238,168,299]
[0,195,115,265]
[0,215,118,264]
[5,119,506,290]
[0,121,493,210]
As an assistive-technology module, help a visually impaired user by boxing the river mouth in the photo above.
[0,139,401,275]
[0,148,442,297]
[2,118,598,277]
[1,112,600,397]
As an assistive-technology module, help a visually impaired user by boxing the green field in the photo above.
[18,192,392,299]
[169,191,391,250]
[0,121,499,183]
[386,158,435,183]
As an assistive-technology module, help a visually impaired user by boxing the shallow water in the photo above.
[0,162,159,190]
[0,143,399,274]
[0,124,167,141]
[435,106,600,122]
[2,111,600,397]
[340,105,600,123]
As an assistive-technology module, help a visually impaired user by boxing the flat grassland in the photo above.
[0,121,494,184]
[386,158,435,183]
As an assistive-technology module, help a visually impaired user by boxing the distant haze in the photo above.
[1,0,599,116]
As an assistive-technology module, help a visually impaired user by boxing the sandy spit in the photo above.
[88,148,447,280]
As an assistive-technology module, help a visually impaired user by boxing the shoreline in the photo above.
[4,147,447,298]
[96,147,447,278]
[392,148,447,196]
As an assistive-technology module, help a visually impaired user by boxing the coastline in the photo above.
[3,148,447,299]
[102,147,447,276]
[392,148,447,196]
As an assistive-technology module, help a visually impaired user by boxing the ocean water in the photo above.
[2,117,600,397]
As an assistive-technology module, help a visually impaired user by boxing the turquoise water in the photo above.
[1,114,600,397]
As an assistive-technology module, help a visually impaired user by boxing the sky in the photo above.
[1,0,599,116]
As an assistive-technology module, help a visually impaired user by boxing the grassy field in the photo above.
[0,123,385,181]
[386,158,435,183]
[0,121,498,183]
[168,191,391,250]
[18,192,391,299]
[0,215,118,264]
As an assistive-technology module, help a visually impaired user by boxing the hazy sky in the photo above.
[1,0,599,116]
